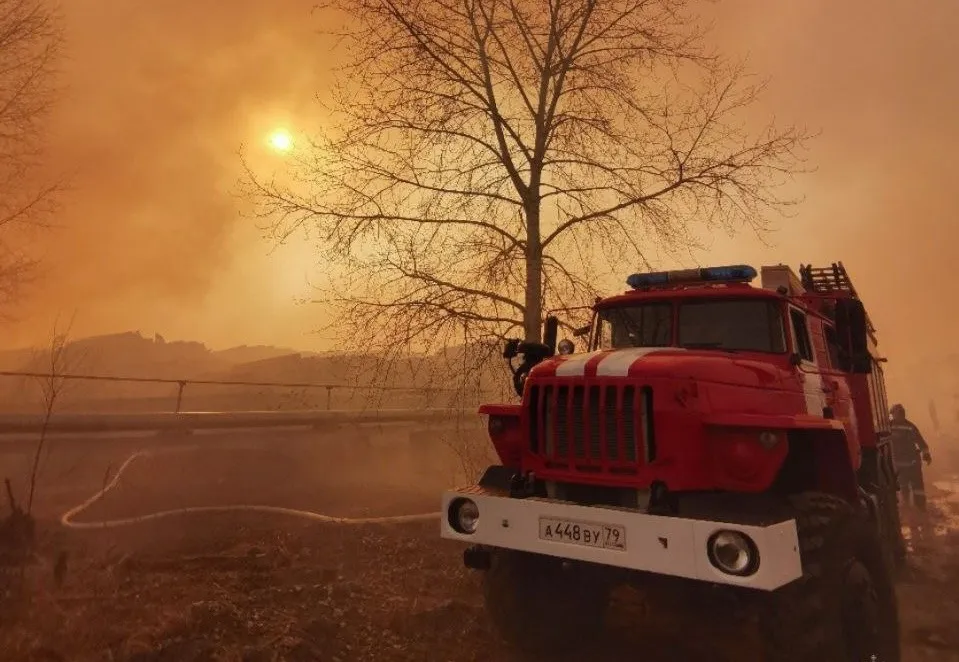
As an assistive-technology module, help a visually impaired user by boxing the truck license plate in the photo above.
[538,517,626,551]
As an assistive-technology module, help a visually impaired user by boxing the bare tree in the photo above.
[0,318,79,594]
[26,316,79,515]
[0,0,62,312]
[246,0,809,370]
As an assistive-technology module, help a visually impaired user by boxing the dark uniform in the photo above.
[889,404,932,510]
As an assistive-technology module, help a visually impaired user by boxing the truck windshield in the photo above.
[595,299,786,352]
[595,303,672,349]
[678,299,786,353]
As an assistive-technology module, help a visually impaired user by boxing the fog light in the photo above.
[758,431,780,450]
[449,498,480,534]
[707,530,759,576]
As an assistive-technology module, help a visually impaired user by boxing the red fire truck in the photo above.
[440,263,902,662]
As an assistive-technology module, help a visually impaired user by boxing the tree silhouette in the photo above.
[0,0,62,313]
[247,0,808,360]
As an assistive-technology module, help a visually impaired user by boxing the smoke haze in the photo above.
[2,0,957,413]
[8,0,327,349]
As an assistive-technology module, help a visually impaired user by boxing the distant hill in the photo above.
[212,345,320,365]
[0,331,223,377]
[0,331,509,413]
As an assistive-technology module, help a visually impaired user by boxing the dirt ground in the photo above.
[1,429,958,661]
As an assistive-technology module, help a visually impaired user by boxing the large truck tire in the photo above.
[882,484,908,574]
[758,492,900,662]
[483,549,610,654]
[874,453,908,574]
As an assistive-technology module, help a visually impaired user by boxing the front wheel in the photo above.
[758,492,900,662]
[483,549,611,655]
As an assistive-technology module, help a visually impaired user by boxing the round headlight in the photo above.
[557,339,575,355]
[448,498,480,534]
[707,530,759,576]
[758,431,780,450]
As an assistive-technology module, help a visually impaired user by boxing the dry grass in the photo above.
[0,433,958,662]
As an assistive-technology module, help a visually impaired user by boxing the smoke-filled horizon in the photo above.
[2,1,957,414]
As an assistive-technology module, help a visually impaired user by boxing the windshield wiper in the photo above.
[682,342,738,352]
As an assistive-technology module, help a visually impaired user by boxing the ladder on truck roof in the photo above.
[798,262,876,333]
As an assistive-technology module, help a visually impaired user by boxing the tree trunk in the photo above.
[524,203,543,343]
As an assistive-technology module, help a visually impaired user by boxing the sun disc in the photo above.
[268,129,293,152]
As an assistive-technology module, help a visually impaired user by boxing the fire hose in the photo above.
[60,449,440,530]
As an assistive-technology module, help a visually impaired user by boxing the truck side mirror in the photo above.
[543,316,558,355]
[834,298,872,374]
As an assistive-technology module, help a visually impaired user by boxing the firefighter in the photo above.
[889,403,933,510]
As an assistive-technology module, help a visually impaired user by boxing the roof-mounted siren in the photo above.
[627,265,757,289]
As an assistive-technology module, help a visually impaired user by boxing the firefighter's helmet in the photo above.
[890,403,905,419]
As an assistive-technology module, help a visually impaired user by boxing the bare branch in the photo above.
[245,0,810,373]
[0,0,63,312]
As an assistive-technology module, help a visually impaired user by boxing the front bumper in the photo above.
[440,486,802,591]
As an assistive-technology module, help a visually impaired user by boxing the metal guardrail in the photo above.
[0,408,477,435]
[0,370,478,412]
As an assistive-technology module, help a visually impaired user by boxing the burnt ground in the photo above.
[0,428,958,662]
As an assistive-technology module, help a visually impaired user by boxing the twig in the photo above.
[4,477,17,514]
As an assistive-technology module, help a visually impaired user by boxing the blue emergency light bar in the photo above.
[626,264,758,289]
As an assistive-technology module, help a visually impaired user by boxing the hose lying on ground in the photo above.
[60,449,440,530]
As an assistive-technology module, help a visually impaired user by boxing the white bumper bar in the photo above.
[441,487,802,591]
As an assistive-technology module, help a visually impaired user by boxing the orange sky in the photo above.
[2,1,957,408]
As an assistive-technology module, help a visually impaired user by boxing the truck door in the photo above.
[787,307,828,417]
[821,323,855,424]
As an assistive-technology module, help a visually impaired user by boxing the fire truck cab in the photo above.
[440,263,901,662]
